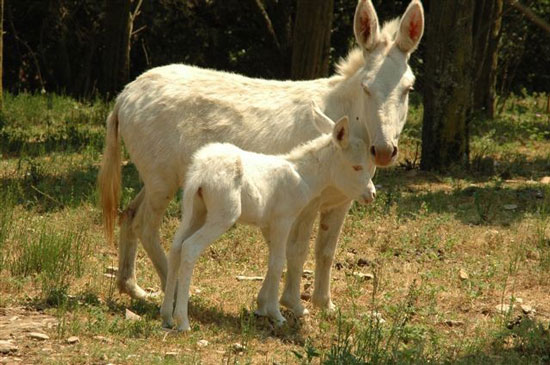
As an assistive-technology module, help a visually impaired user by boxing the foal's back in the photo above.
[186,143,305,226]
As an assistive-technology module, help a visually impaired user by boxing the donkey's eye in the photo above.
[352,165,363,171]
[363,86,371,96]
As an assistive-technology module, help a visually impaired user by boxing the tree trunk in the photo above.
[101,0,134,97]
[291,0,334,80]
[473,0,503,118]
[265,0,294,78]
[420,0,475,171]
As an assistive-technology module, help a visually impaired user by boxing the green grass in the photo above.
[1,92,550,364]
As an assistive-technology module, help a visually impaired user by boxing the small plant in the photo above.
[7,223,89,300]
[292,339,320,364]
[473,190,495,224]
[0,186,16,269]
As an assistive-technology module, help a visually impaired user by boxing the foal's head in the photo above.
[312,104,375,205]
[350,0,424,167]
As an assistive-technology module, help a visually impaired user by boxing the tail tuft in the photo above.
[98,107,122,246]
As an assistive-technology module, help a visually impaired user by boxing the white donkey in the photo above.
[161,105,376,331]
[98,0,424,316]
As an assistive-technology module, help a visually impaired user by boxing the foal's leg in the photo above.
[311,201,351,311]
[173,213,239,332]
[161,224,187,328]
[256,219,293,325]
[280,199,320,317]
[161,196,207,328]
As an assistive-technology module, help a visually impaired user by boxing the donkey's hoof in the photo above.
[273,317,287,327]
[311,295,337,313]
[254,308,268,317]
[144,288,162,298]
[161,319,174,329]
[176,323,191,332]
[280,300,309,317]
[118,280,149,300]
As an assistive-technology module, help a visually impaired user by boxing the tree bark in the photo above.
[421,0,475,171]
[291,0,334,80]
[101,0,135,96]
[473,0,503,118]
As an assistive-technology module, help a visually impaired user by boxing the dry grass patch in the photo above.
[1,93,550,363]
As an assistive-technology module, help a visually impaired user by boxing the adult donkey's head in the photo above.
[348,0,424,167]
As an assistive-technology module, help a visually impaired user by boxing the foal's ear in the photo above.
[333,116,350,149]
[353,0,380,52]
[396,0,424,53]
[311,101,335,135]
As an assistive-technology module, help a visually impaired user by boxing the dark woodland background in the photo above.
[2,0,550,169]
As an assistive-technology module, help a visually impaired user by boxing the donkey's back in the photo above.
[117,64,333,187]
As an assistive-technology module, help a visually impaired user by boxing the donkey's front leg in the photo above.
[256,220,293,326]
[280,199,320,317]
[312,201,352,311]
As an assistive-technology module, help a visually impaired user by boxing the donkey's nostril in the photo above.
[391,146,398,157]
[370,146,376,157]
[372,192,376,198]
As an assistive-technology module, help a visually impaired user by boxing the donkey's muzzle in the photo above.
[370,144,398,167]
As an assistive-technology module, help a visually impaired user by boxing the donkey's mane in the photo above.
[335,18,400,79]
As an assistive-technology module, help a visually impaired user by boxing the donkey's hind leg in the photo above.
[117,188,148,299]
[132,186,177,293]
[118,181,177,299]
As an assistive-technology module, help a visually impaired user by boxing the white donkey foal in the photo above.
[161,106,376,331]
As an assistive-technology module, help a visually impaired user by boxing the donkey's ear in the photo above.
[353,0,380,52]
[311,101,335,135]
[333,116,350,149]
[396,0,424,53]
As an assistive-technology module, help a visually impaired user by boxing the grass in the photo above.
[0,91,550,363]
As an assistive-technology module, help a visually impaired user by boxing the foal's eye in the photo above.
[352,165,363,171]
[362,86,371,96]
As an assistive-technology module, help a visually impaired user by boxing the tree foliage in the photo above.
[3,0,549,98]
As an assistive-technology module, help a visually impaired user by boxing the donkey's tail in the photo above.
[98,103,121,246]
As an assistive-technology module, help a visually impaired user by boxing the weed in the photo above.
[5,223,89,299]
[0,187,15,269]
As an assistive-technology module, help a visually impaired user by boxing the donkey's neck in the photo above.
[283,136,335,199]
[323,73,370,145]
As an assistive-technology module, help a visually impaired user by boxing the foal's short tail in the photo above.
[98,104,121,246]
[180,177,201,235]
